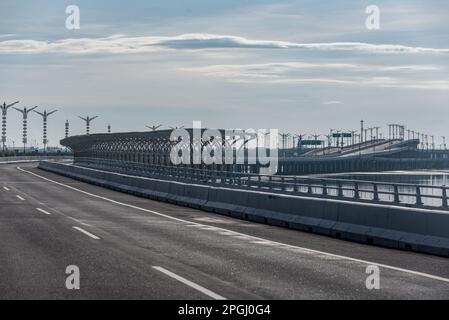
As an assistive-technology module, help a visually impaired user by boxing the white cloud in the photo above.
[323,101,343,105]
[270,78,449,91]
[0,34,16,39]
[181,62,438,78]
[180,62,448,90]
[1,33,449,55]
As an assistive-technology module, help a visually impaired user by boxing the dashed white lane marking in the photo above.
[36,208,51,215]
[17,166,449,284]
[3,186,10,191]
[152,266,226,300]
[72,226,100,240]
[16,195,25,201]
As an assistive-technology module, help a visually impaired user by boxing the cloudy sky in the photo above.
[1,0,449,147]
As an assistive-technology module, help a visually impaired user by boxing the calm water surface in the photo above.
[319,170,449,206]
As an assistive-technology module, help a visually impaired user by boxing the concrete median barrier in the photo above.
[204,187,248,218]
[38,161,449,257]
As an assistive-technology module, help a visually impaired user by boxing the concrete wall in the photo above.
[38,161,449,257]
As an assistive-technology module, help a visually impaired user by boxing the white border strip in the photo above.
[152,266,226,300]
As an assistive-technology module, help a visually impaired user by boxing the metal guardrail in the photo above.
[73,157,449,210]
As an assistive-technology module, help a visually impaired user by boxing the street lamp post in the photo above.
[279,133,291,157]
[374,126,381,141]
[13,106,37,153]
[295,134,306,150]
[348,130,357,146]
[334,130,341,148]
[65,120,69,139]
[64,120,70,153]
[34,109,57,153]
[369,127,374,141]
[329,129,335,147]
[79,116,99,135]
[146,124,162,131]
[324,134,332,155]
[310,134,321,150]
[1,101,19,152]
[360,120,364,143]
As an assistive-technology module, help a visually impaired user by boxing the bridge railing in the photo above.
[72,157,449,210]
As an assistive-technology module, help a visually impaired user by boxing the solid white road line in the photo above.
[72,226,100,240]
[3,186,10,191]
[16,195,25,201]
[36,208,52,215]
[152,266,226,300]
[17,166,449,284]
[67,216,92,227]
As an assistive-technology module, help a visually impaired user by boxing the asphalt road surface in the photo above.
[1,163,449,299]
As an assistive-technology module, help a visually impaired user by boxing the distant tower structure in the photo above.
[1,101,19,152]
[34,109,58,153]
[65,120,69,139]
[13,106,37,153]
[78,115,98,135]
[108,124,111,133]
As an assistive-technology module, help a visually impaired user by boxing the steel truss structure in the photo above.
[61,129,262,174]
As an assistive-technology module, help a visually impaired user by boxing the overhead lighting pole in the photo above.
[334,130,341,148]
[295,134,307,149]
[374,126,381,141]
[310,134,322,150]
[34,109,58,153]
[64,120,70,153]
[348,130,357,145]
[13,106,38,153]
[360,120,364,143]
[146,124,162,131]
[78,116,98,135]
[1,101,19,152]
[65,120,69,139]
